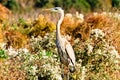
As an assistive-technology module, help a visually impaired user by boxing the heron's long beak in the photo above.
[42,9,51,12]
[43,8,58,13]
[43,9,50,11]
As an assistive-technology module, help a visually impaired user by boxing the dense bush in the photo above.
[0,28,119,80]
[28,14,56,37]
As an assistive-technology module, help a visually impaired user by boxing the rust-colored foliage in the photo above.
[85,13,112,30]
[0,23,3,43]
[72,22,91,41]
[60,12,120,53]
[3,29,28,49]
[85,13,120,53]
[107,20,120,53]
[61,14,81,35]
[0,4,11,21]
[61,14,91,42]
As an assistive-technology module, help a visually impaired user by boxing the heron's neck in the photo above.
[56,11,64,40]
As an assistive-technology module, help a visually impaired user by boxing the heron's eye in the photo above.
[54,8,58,10]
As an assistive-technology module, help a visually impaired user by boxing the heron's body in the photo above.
[57,36,75,66]
[53,7,76,72]
[47,7,76,73]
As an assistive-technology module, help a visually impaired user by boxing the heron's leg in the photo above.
[67,70,70,80]
[67,67,70,80]
[63,66,70,80]
[60,64,69,80]
[61,64,64,78]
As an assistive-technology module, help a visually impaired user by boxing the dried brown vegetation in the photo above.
[61,12,120,53]
[0,4,11,21]
[3,30,28,49]
[61,14,90,42]
[0,23,3,43]
[85,13,120,53]
[0,58,27,80]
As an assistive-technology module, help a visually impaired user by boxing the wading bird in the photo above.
[46,7,76,79]
[50,7,75,71]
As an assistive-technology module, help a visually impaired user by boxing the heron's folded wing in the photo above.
[65,42,75,66]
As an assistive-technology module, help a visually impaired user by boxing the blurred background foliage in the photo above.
[0,0,120,13]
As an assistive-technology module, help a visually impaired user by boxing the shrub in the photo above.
[29,14,56,37]
[73,29,120,80]
[28,31,56,54]
[3,30,28,49]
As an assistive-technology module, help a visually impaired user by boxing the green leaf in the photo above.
[0,49,7,59]
[46,51,53,57]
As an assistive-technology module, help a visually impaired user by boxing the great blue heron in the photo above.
[48,7,76,73]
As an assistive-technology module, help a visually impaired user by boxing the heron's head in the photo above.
[44,7,64,15]
[50,7,63,13]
